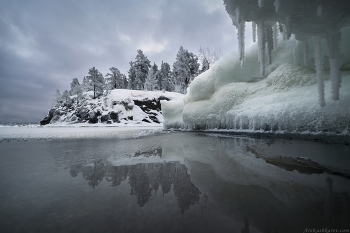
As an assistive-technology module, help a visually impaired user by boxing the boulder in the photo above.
[40,108,56,125]
[110,111,120,123]
[76,108,89,121]
[89,111,99,123]
[101,114,111,123]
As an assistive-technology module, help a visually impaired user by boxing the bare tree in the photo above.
[198,46,223,68]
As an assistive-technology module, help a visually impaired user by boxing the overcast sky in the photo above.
[0,0,251,123]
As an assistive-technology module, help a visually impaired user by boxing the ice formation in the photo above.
[160,0,350,134]
[225,0,350,107]
[314,36,325,107]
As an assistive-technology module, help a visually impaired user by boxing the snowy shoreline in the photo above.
[1,124,349,146]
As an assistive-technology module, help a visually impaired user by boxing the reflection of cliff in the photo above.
[69,149,205,212]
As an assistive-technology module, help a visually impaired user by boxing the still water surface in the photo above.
[0,131,349,233]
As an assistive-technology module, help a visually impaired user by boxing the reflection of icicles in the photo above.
[257,20,265,76]
[238,21,246,68]
[327,31,342,101]
[273,23,278,50]
[252,22,256,43]
[314,36,325,107]
[303,40,309,66]
[258,0,264,8]
[274,0,280,13]
[286,16,291,39]
[282,24,286,41]
[278,22,283,33]
[266,26,273,65]
[317,4,322,16]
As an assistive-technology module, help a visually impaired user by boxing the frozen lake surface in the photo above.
[0,127,350,233]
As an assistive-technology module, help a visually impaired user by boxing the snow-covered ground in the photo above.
[0,125,164,140]
[162,27,350,135]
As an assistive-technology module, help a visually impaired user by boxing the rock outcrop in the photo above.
[40,89,182,125]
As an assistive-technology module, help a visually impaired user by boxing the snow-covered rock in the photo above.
[161,27,350,135]
[40,89,183,126]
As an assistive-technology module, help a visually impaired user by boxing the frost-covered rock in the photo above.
[40,90,183,126]
[161,27,350,135]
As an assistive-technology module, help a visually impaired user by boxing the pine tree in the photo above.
[172,46,199,94]
[87,67,104,99]
[82,76,91,92]
[76,85,84,105]
[52,89,62,107]
[188,51,200,81]
[144,67,157,91]
[133,50,151,90]
[149,63,160,90]
[201,57,210,73]
[121,74,128,89]
[128,61,137,90]
[105,67,124,90]
[160,61,173,91]
[69,78,80,95]
[61,90,72,105]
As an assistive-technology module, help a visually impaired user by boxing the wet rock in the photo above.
[40,108,56,125]
[110,111,120,123]
[76,108,89,121]
[89,111,100,123]
[101,114,111,123]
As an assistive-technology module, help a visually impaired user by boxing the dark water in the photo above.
[0,132,350,233]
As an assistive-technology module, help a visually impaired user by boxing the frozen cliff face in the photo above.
[161,26,350,134]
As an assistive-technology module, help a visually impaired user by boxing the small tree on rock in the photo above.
[87,67,104,99]
[52,89,62,108]
[105,67,124,90]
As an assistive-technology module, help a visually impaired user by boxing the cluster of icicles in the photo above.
[232,0,342,107]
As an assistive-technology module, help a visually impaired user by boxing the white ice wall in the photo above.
[161,27,350,134]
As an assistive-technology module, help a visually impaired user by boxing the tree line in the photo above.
[52,46,222,107]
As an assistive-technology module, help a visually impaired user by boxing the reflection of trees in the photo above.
[172,164,201,213]
[105,166,128,187]
[129,164,153,207]
[69,150,204,212]
[81,160,106,189]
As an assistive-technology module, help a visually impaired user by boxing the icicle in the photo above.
[314,36,326,107]
[257,20,265,76]
[235,6,241,24]
[266,26,273,65]
[258,0,264,8]
[282,24,286,41]
[273,23,278,50]
[303,40,309,66]
[274,0,280,13]
[238,21,246,68]
[327,31,342,101]
[317,4,322,16]
[236,6,245,68]
[286,16,291,39]
[252,21,256,43]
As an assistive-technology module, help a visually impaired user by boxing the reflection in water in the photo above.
[1,132,350,233]
[241,215,249,233]
[69,149,204,213]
